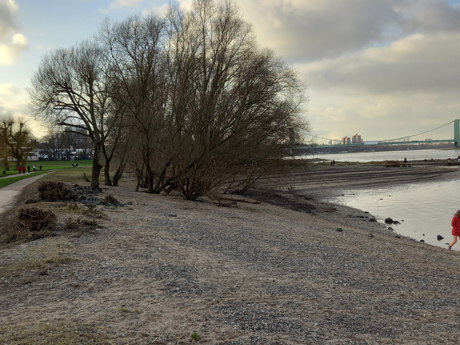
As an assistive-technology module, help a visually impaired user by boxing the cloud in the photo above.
[109,0,143,10]
[0,0,18,40]
[0,84,46,137]
[301,32,460,94]
[232,0,460,63]
[0,84,27,114]
[142,3,170,17]
[0,0,27,65]
[0,32,27,65]
[403,0,460,33]
[234,0,405,62]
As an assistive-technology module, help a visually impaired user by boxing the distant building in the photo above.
[342,136,351,145]
[352,134,363,144]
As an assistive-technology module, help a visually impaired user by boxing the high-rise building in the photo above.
[352,134,363,144]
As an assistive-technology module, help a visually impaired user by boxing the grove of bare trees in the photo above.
[29,0,307,198]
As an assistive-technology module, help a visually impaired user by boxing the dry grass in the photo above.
[64,215,98,230]
[0,320,110,344]
[0,237,76,275]
[41,166,93,184]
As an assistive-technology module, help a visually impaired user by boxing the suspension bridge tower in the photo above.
[455,119,460,147]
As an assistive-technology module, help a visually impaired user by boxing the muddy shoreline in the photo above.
[249,163,459,235]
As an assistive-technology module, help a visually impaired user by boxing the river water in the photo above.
[302,149,460,248]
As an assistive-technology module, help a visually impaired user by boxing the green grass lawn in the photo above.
[0,160,93,189]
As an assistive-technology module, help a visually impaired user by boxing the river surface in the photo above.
[303,149,460,248]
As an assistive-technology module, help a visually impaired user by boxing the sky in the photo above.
[1,0,460,143]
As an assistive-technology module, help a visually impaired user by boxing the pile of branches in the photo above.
[2,207,57,242]
[38,181,78,202]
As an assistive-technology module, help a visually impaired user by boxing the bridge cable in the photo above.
[379,120,455,142]
[306,120,455,143]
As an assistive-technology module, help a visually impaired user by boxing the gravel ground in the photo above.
[1,166,460,344]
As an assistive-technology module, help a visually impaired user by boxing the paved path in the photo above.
[0,174,47,214]
[0,173,38,179]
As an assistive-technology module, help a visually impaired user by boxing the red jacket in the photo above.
[452,216,460,236]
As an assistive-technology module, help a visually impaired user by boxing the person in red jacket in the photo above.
[448,210,460,250]
[21,166,26,174]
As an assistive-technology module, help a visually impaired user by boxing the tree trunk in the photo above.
[104,157,112,186]
[91,143,103,190]
[113,159,127,186]
[146,167,155,193]
[2,157,9,171]
[135,163,145,192]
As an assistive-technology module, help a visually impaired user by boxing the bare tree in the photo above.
[100,15,170,192]
[29,41,123,189]
[0,118,38,169]
[163,0,306,199]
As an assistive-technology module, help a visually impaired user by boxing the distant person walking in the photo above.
[448,210,460,250]
[21,166,26,174]
[39,165,42,171]
[18,166,21,174]
[33,165,36,172]
[27,165,30,173]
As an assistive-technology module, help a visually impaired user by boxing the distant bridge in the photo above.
[296,119,460,150]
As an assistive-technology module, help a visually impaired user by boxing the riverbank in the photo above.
[1,166,460,344]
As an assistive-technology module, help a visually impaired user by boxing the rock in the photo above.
[393,221,401,225]
[437,235,444,241]
[126,201,133,205]
[369,217,377,222]
[369,233,375,237]
[384,217,393,224]
[420,239,425,243]
[395,235,401,238]
[336,228,343,232]
[167,213,177,217]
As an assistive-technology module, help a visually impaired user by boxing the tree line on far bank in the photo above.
[29,0,307,200]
